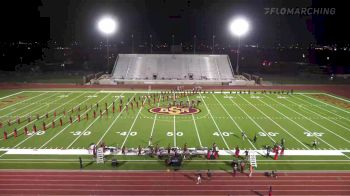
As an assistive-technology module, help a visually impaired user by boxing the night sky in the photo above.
[1,0,348,46]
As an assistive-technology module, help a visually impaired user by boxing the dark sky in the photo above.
[1,0,348,46]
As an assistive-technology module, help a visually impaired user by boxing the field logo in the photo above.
[149,106,200,115]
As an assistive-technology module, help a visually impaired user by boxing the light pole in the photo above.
[229,17,249,75]
[212,35,215,54]
[193,35,196,54]
[131,34,134,53]
[150,34,153,54]
[171,34,175,54]
[98,16,117,72]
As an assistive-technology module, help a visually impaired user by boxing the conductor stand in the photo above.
[96,147,104,164]
[166,148,182,170]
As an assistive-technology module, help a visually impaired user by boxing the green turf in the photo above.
[0,89,349,170]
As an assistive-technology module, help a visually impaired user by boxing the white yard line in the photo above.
[256,97,312,149]
[173,92,176,147]
[242,95,328,149]
[227,96,276,143]
[120,96,147,148]
[19,92,84,132]
[245,95,337,150]
[325,93,350,103]
[4,92,54,118]
[65,93,118,149]
[199,93,231,150]
[266,95,349,144]
[0,92,44,112]
[301,94,350,114]
[0,91,23,100]
[1,148,350,156]
[293,95,350,123]
[22,90,161,94]
[40,92,109,149]
[263,95,346,154]
[285,97,350,133]
[96,94,136,145]
[16,93,64,118]
[149,95,162,145]
[173,115,176,147]
[0,92,71,141]
[186,96,202,147]
[12,92,91,148]
[212,94,256,150]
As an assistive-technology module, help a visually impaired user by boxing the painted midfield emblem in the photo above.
[149,106,200,115]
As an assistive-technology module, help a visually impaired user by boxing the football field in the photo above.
[0,89,349,170]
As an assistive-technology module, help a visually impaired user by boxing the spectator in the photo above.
[207,169,212,180]
[240,161,246,173]
[249,164,254,177]
[196,173,202,184]
[79,157,83,169]
[233,163,238,176]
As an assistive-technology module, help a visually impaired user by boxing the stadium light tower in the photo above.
[97,16,117,72]
[229,17,249,74]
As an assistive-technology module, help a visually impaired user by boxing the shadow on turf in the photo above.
[183,173,196,181]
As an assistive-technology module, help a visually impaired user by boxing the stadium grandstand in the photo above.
[97,54,254,85]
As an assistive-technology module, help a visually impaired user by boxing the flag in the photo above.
[24,126,28,135]
[42,122,46,131]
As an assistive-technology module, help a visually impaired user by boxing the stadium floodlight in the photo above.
[229,18,249,37]
[229,17,250,74]
[97,16,117,72]
[98,17,117,35]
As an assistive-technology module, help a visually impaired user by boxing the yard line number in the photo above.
[213,132,233,137]
[304,131,324,137]
[116,131,138,136]
[258,132,279,137]
[27,131,45,136]
[70,131,91,136]
[167,131,183,136]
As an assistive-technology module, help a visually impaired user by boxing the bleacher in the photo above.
[111,54,234,81]
[95,54,256,85]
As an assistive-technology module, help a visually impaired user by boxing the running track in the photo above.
[0,171,349,195]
